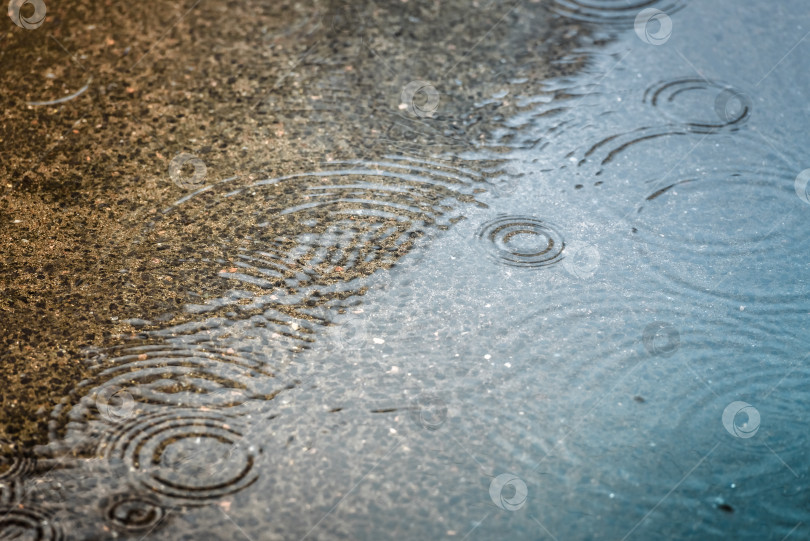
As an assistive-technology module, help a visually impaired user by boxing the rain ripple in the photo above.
[626,134,810,306]
[476,215,566,268]
[101,492,166,534]
[0,507,64,541]
[644,78,752,134]
[62,343,281,426]
[0,438,35,505]
[549,0,687,25]
[573,78,752,172]
[129,156,490,343]
[97,409,261,506]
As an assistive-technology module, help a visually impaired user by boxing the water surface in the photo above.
[1,0,809,539]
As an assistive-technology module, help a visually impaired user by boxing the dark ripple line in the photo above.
[477,215,566,268]
[0,506,64,541]
[549,0,687,24]
[98,410,260,505]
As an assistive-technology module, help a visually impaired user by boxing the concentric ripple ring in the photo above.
[98,410,260,505]
[477,216,566,268]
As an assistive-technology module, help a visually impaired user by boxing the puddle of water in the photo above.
[2,0,810,539]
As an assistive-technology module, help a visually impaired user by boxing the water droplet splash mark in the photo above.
[101,492,166,533]
[477,216,565,268]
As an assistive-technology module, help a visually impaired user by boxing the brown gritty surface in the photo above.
[0,0,589,447]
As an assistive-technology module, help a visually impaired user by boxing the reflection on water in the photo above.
[3,0,810,539]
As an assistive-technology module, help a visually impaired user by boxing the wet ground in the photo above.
[2,0,810,539]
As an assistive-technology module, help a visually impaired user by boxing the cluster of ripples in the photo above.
[410,4,808,538]
[127,156,495,343]
[1,154,503,534]
[98,409,261,504]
